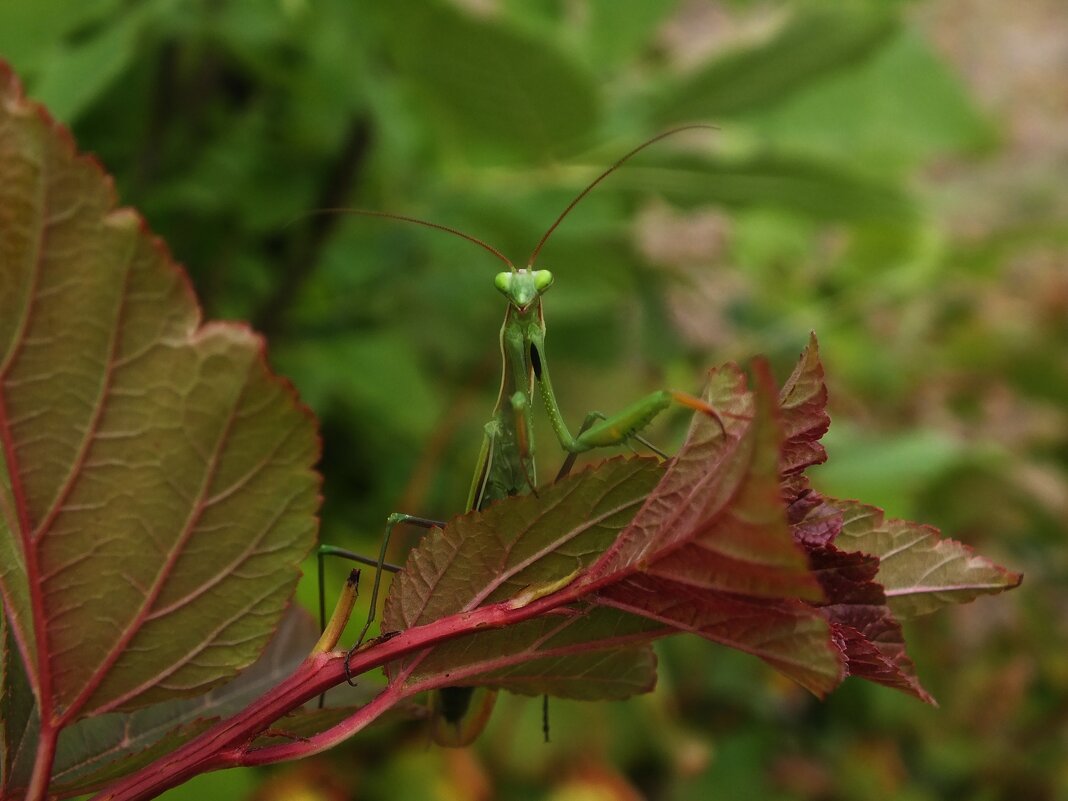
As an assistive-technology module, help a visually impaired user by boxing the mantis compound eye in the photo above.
[533,270,554,293]
[494,271,513,296]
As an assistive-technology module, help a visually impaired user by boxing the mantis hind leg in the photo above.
[353,513,444,649]
[316,514,444,701]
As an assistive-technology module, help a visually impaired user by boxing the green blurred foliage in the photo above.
[4,0,1063,798]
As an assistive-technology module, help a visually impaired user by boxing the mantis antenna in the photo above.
[527,123,719,268]
[294,207,517,271]
[300,125,716,274]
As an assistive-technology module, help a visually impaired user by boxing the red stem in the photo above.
[239,663,415,766]
[25,724,58,801]
[92,581,595,801]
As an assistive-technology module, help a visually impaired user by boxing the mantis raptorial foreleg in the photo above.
[536,340,724,461]
[554,410,669,483]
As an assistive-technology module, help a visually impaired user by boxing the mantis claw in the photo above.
[344,643,359,687]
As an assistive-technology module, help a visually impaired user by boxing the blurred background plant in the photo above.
[2,0,1064,798]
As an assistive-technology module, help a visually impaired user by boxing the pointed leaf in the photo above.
[590,362,823,602]
[383,457,664,629]
[381,0,599,159]
[831,501,1023,618]
[653,6,899,122]
[830,625,929,701]
[583,361,839,693]
[778,333,830,481]
[0,65,320,726]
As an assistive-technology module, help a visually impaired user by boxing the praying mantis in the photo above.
[317,126,722,745]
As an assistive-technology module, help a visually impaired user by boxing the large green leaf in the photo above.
[744,30,994,172]
[778,333,830,480]
[611,154,914,222]
[653,4,899,123]
[380,0,600,160]
[0,64,320,733]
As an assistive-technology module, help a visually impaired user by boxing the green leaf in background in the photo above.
[744,29,995,173]
[272,334,440,442]
[0,65,320,727]
[381,0,600,160]
[614,154,914,222]
[21,2,145,123]
[0,0,120,77]
[582,0,681,70]
[815,427,967,517]
[653,4,899,124]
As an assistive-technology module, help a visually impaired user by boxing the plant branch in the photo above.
[93,581,591,801]
[240,657,422,765]
[24,724,58,801]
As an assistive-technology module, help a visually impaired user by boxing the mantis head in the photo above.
[494,269,554,312]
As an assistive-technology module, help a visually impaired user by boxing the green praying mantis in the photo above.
[317,126,723,745]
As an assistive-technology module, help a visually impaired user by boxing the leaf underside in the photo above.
[0,62,321,743]
[41,607,319,800]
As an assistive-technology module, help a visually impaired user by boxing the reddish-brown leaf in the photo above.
[779,333,830,483]
[596,576,841,696]
[0,64,320,733]
[807,544,932,703]
[588,361,824,603]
